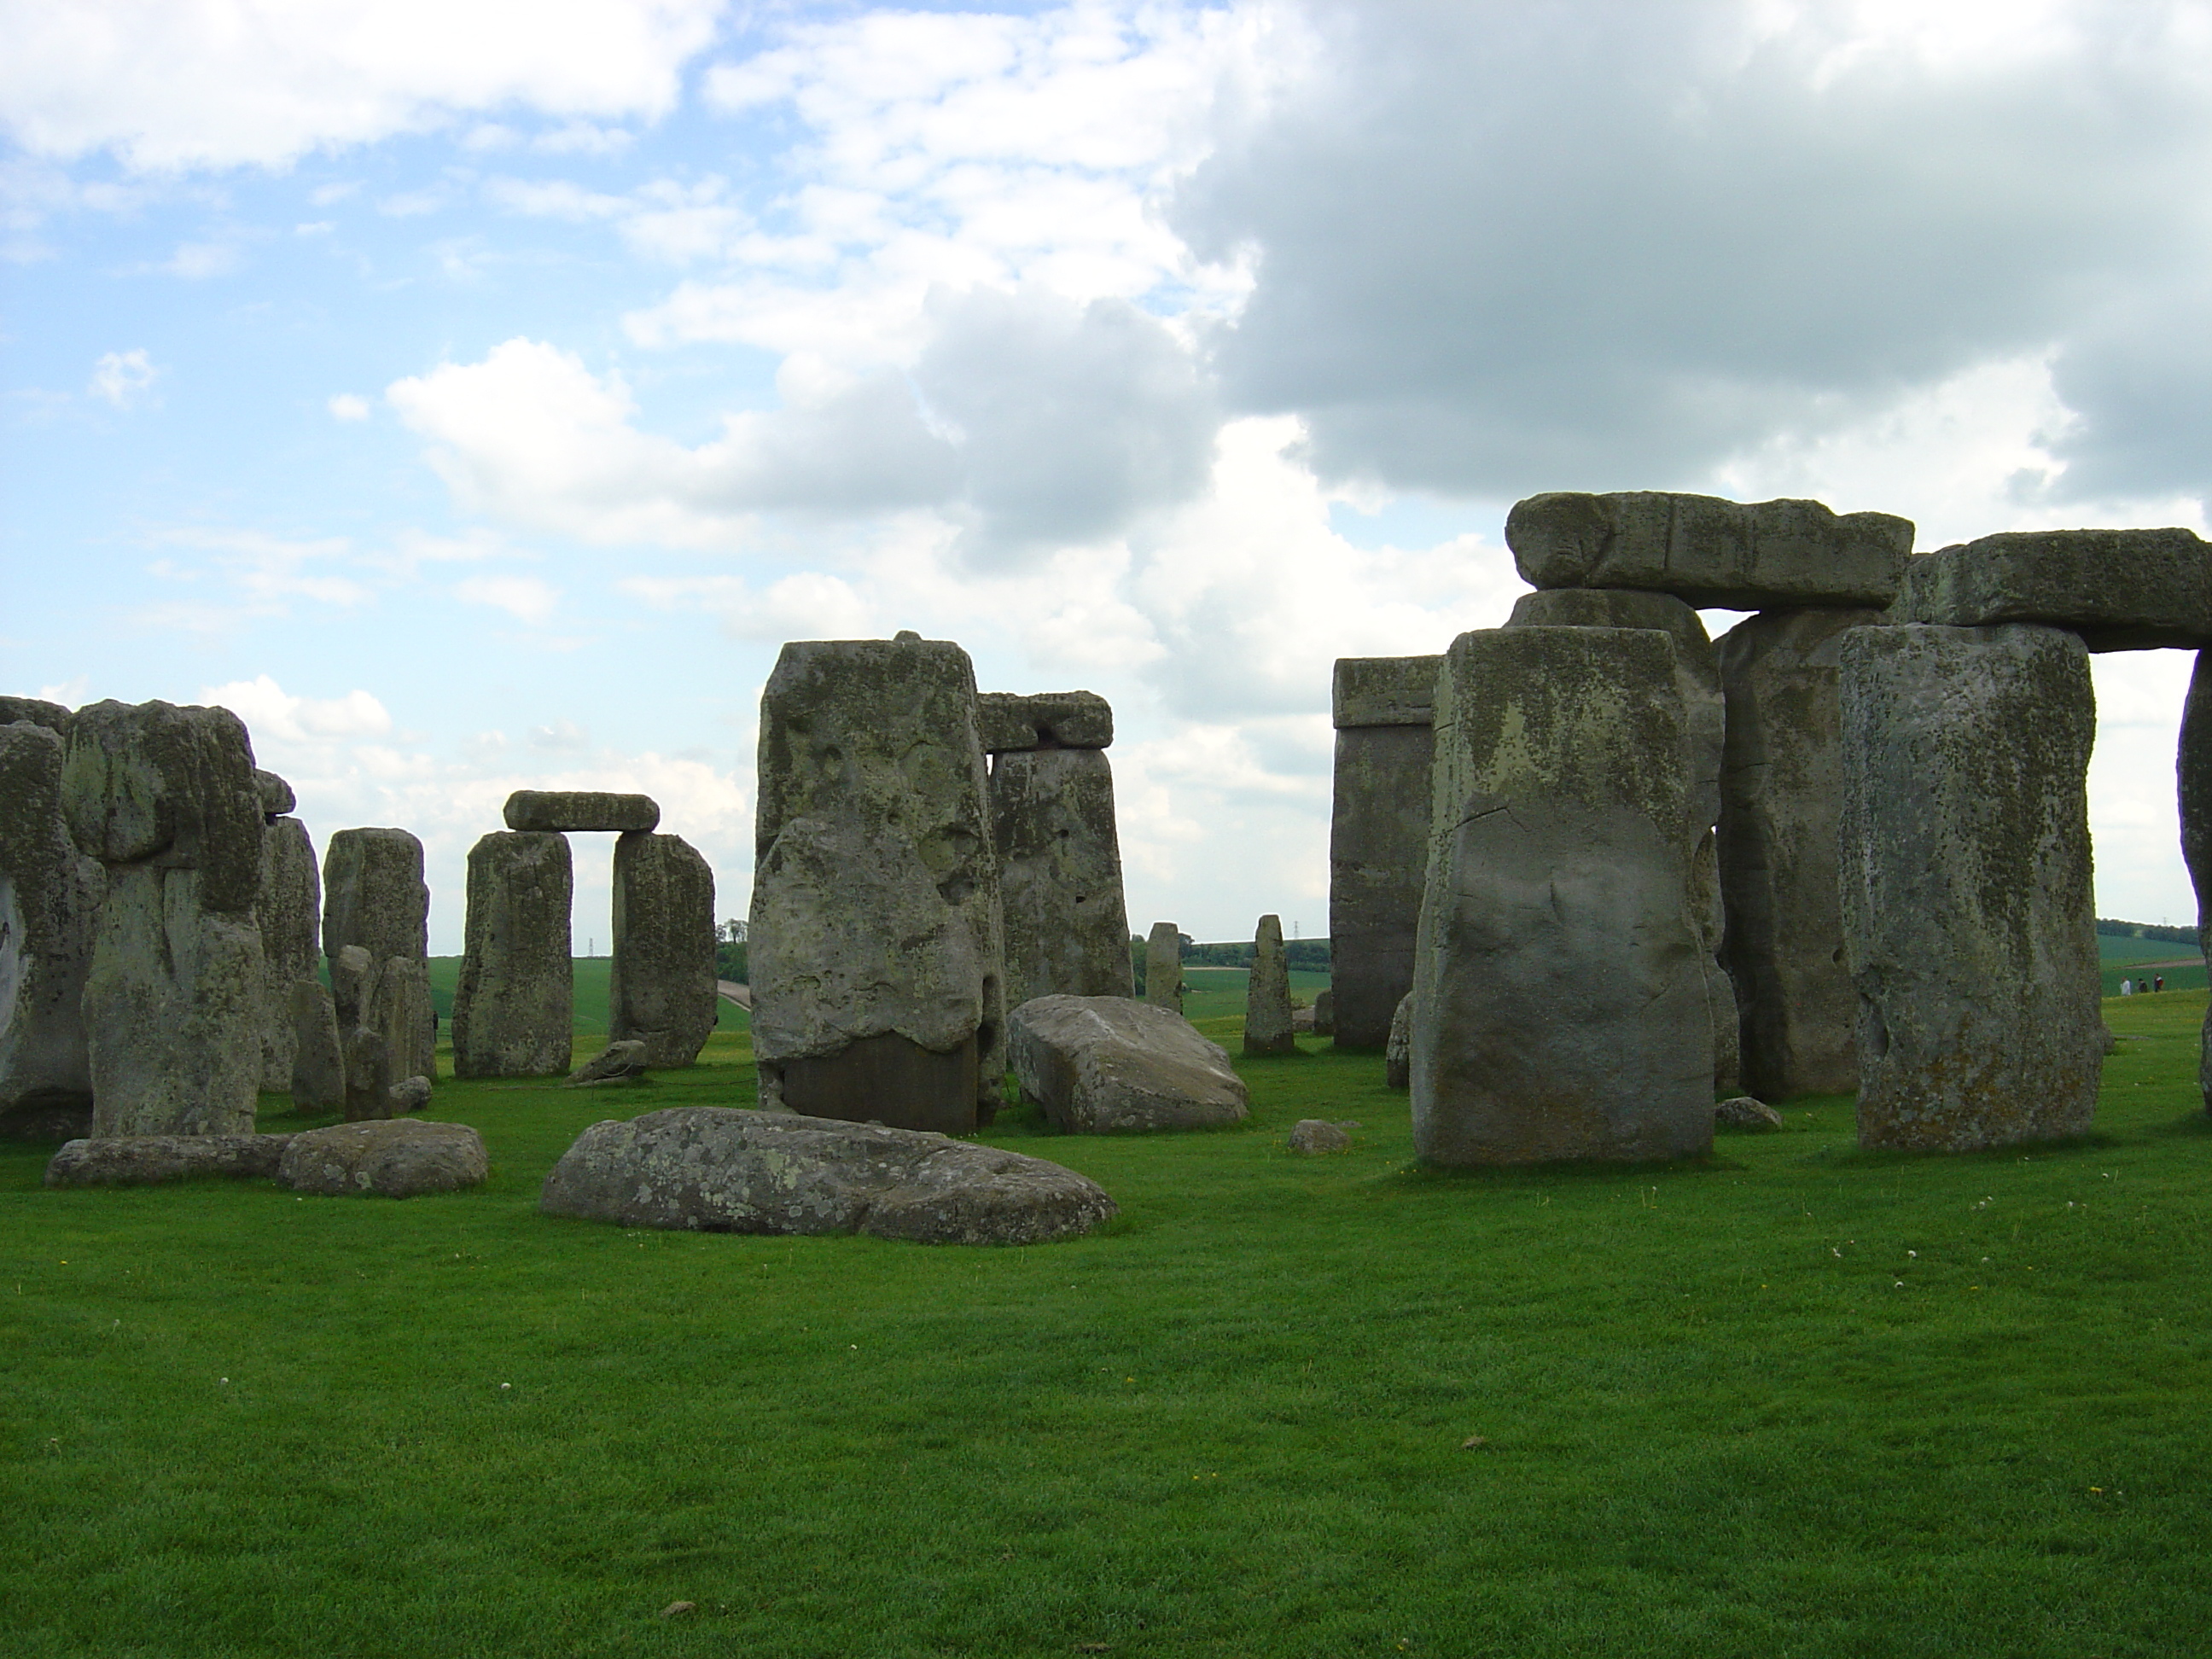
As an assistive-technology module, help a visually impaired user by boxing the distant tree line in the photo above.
[1129,934,1331,993]
[716,917,748,983]
[2096,918,2198,946]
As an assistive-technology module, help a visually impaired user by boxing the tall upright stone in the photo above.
[255,806,322,1093]
[1412,628,1713,1165]
[609,830,717,1068]
[452,830,573,1078]
[1144,923,1182,1014]
[2181,650,2212,1115]
[1714,608,1884,1098]
[0,723,102,1133]
[1243,914,1295,1056]
[61,700,266,1137]
[989,745,1132,1008]
[1329,656,1440,1047]
[1839,624,2100,1150]
[748,633,1005,1133]
[322,826,434,1083]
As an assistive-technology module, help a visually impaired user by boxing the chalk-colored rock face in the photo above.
[1507,492,1913,611]
[1715,608,1884,1099]
[990,748,1132,1008]
[278,1118,486,1198]
[1244,914,1295,1057]
[255,817,321,1092]
[503,790,661,834]
[977,690,1113,752]
[1006,994,1250,1133]
[1840,624,2101,1150]
[452,830,573,1079]
[749,637,1005,1132]
[1895,527,2212,650]
[1412,627,1714,1165]
[2180,651,2212,1115]
[609,830,717,1068]
[1329,656,1440,1050]
[540,1107,1118,1243]
[1143,923,1182,1014]
[0,724,100,1122]
[321,828,429,966]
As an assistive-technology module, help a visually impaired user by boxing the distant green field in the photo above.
[424,958,750,1036]
[1174,966,1331,1023]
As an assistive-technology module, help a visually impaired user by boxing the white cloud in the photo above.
[164,240,239,277]
[328,393,370,421]
[89,347,157,408]
[455,572,561,625]
[201,674,393,742]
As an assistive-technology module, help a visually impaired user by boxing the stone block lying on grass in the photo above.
[45,1133,293,1186]
[1715,1097,1784,1131]
[277,1119,487,1198]
[568,1039,649,1086]
[1007,994,1250,1133]
[1288,1120,1354,1154]
[540,1107,1116,1244]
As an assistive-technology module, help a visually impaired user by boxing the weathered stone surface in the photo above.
[1288,1119,1352,1154]
[1330,655,1440,1047]
[288,978,345,1110]
[1715,608,1884,1098]
[1839,624,2101,1150]
[387,1075,433,1115]
[1143,923,1181,1013]
[2180,650,2212,1114]
[45,1132,291,1186]
[0,696,72,735]
[1715,1096,1784,1131]
[1692,830,1742,1096]
[568,1039,648,1086]
[321,828,428,965]
[1385,995,1411,1090]
[609,831,717,1068]
[1312,989,1334,1037]
[977,690,1113,752]
[254,817,320,1091]
[503,789,661,834]
[1007,994,1250,1133]
[1244,914,1295,1057]
[62,700,265,914]
[329,943,376,1034]
[1331,655,1440,729]
[278,1118,487,1197]
[1507,492,1913,610]
[253,769,295,818]
[1412,627,1714,1164]
[343,1022,393,1121]
[1895,527,2212,650]
[541,1107,1118,1243]
[749,637,1004,1132]
[991,748,1132,1009]
[0,724,100,1119]
[452,830,573,1079]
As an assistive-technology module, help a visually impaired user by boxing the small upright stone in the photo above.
[288,979,345,1111]
[609,830,717,1068]
[1144,923,1182,1014]
[0,723,101,1132]
[1385,994,1411,1090]
[503,790,661,834]
[451,830,574,1078]
[1329,655,1439,1047]
[1244,915,1296,1056]
[254,815,321,1092]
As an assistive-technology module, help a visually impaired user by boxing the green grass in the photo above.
[422,958,752,1037]
[1173,966,1331,1022]
[5,999,2212,1656]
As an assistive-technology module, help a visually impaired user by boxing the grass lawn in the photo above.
[2096,935,2205,997]
[421,958,752,1037]
[4,997,2210,1656]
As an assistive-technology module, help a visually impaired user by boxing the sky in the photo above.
[6,0,2212,953]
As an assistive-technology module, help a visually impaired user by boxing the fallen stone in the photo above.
[387,1074,432,1114]
[568,1039,649,1086]
[0,696,72,735]
[1329,655,1440,1048]
[1144,923,1182,1014]
[1385,995,1412,1091]
[321,827,429,965]
[1507,492,1914,610]
[1007,994,1250,1133]
[1895,527,2212,650]
[540,1107,1117,1244]
[255,816,321,1092]
[1244,914,1296,1056]
[609,831,717,1068]
[1714,1096,1784,1131]
[1287,1119,1352,1154]
[451,830,573,1079]
[977,690,1114,752]
[277,1118,488,1198]
[0,723,100,1120]
[253,769,295,818]
[1840,623,2101,1150]
[991,747,1132,1007]
[503,789,661,834]
[288,978,346,1110]
[45,1132,292,1187]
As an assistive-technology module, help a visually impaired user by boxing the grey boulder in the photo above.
[1715,1096,1784,1131]
[277,1118,487,1197]
[1007,994,1250,1133]
[1288,1119,1353,1154]
[540,1107,1117,1244]
[45,1133,292,1187]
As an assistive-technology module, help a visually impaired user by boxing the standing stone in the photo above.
[2181,651,2212,1115]
[1839,624,2101,1150]
[1329,655,1439,1047]
[61,701,266,1138]
[1312,989,1334,1037]
[288,979,345,1110]
[452,830,573,1078]
[0,723,101,1134]
[1244,914,1296,1056]
[990,748,1132,1007]
[1385,994,1412,1091]
[1412,628,1714,1165]
[748,634,1005,1133]
[609,830,717,1068]
[1144,923,1182,1014]
[1716,608,1886,1098]
[322,826,434,1084]
[255,814,321,1092]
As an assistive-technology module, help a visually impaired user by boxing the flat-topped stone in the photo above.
[1894,527,2212,650]
[977,690,1113,751]
[278,1118,487,1198]
[503,790,661,833]
[45,1133,293,1187]
[1507,492,1913,610]
[1332,656,1441,729]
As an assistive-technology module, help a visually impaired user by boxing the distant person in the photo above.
[2121,979,2133,996]
[2156,975,2166,992]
